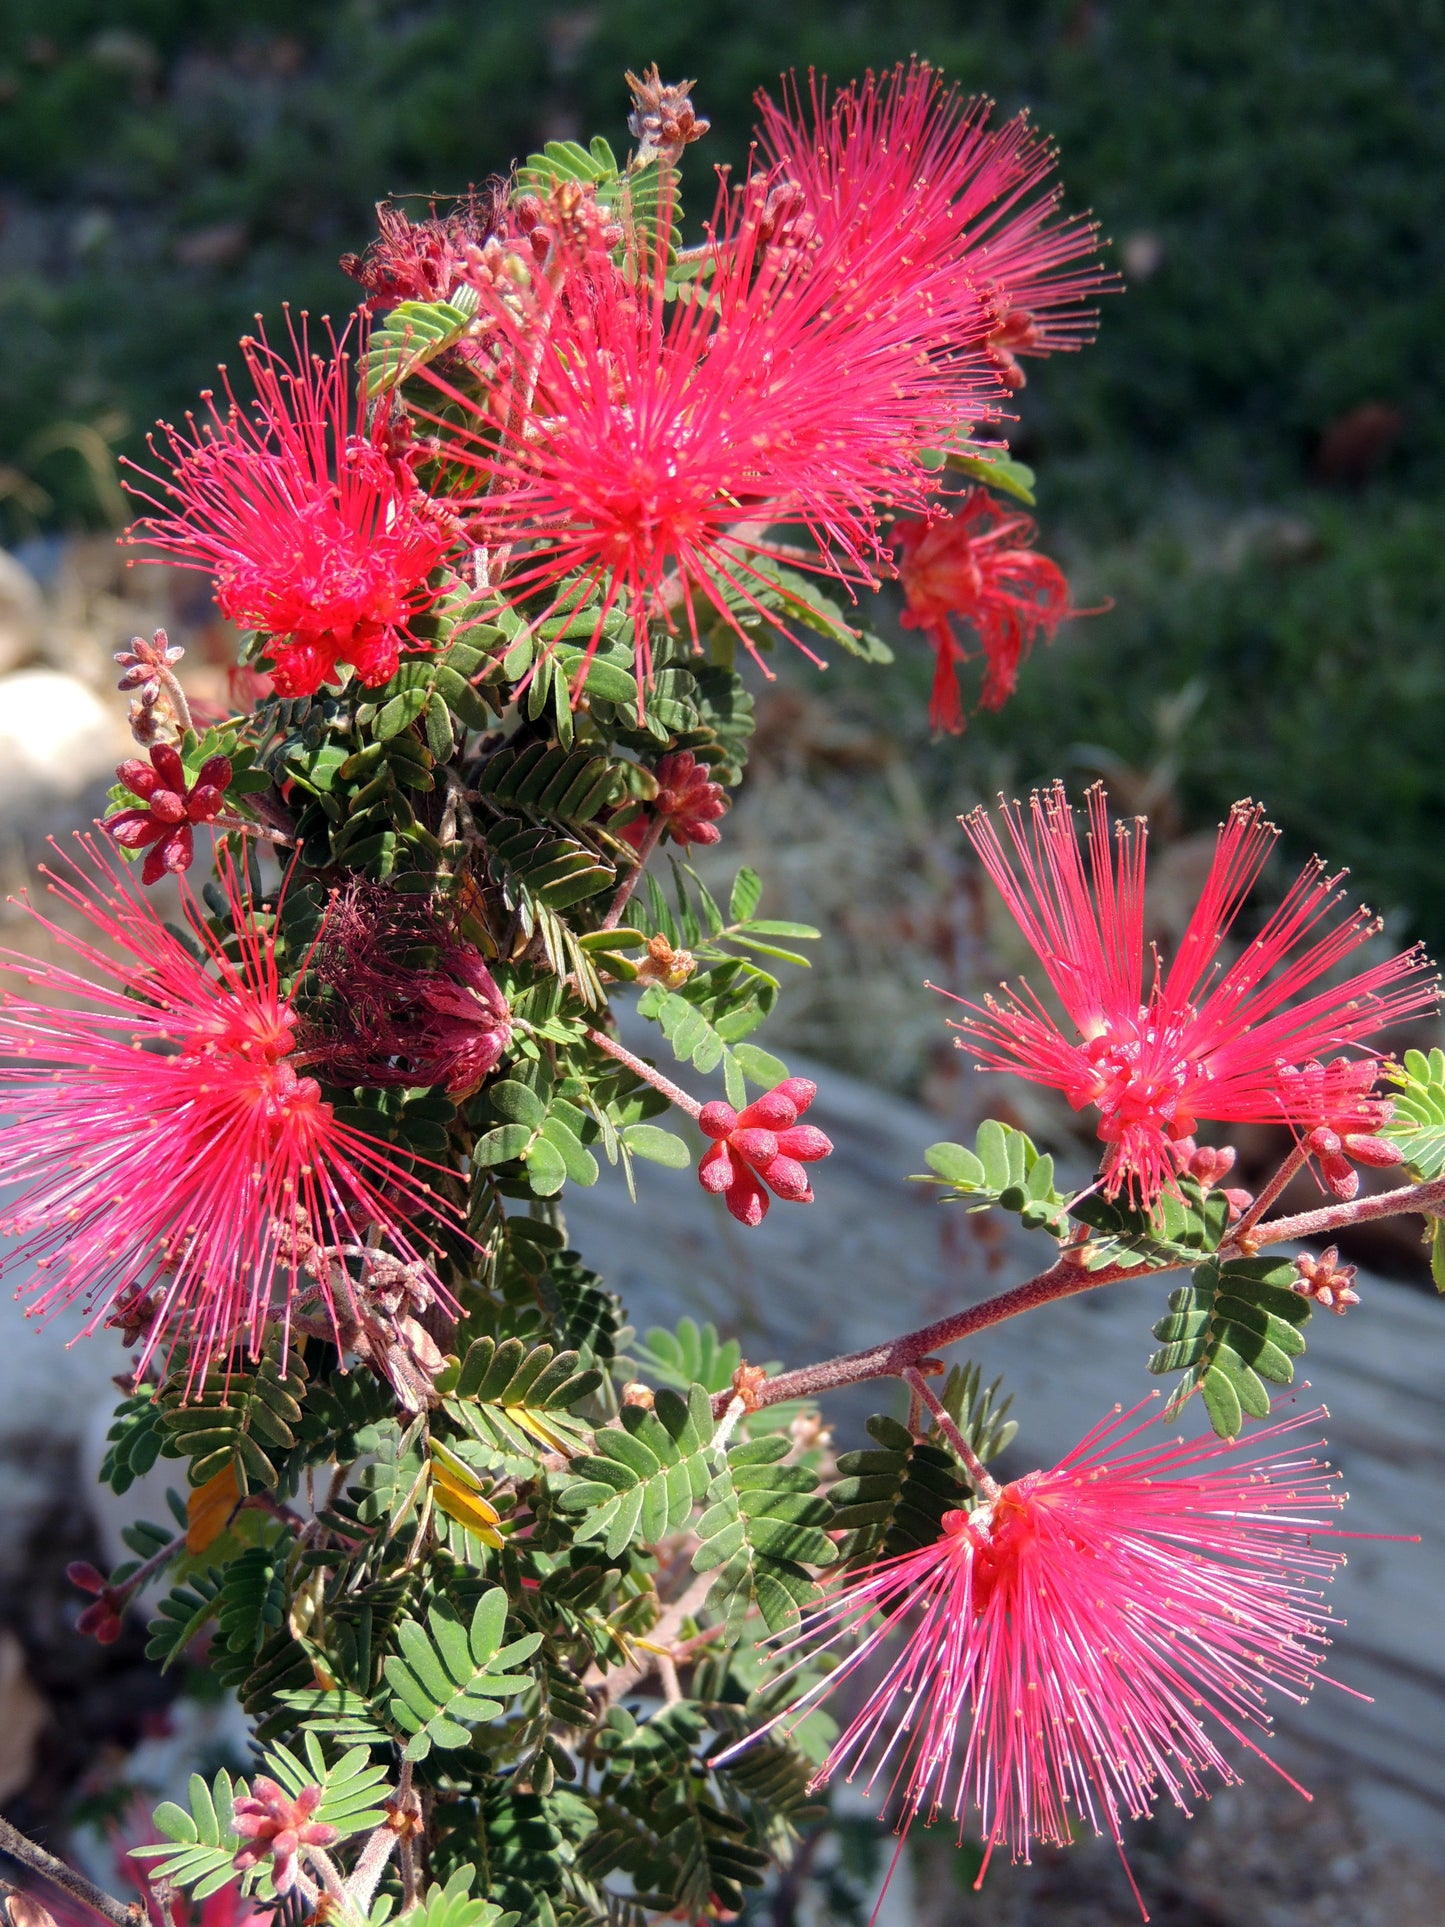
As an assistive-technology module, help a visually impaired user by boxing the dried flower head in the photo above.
[340,189,504,307]
[949,784,1437,1206]
[125,314,454,698]
[0,838,458,1383]
[894,491,1076,731]
[626,66,710,160]
[304,880,512,1099]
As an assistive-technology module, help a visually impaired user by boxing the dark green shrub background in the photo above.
[3,0,1442,939]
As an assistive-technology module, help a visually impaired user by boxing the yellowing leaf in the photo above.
[428,1443,505,1548]
[186,1463,241,1554]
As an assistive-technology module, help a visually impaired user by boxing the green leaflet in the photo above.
[1072,1174,1231,1270]
[1383,1047,1445,1181]
[160,1339,306,1493]
[361,290,481,395]
[440,1334,602,1473]
[916,1120,1070,1235]
[385,1589,542,1761]
[1148,1255,1312,1437]
[693,1433,836,1637]
[829,1413,973,1560]
[554,1385,714,1558]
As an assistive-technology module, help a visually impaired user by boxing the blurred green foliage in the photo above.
[2,0,1443,938]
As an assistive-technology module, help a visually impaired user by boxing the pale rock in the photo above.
[0,552,45,676]
[0,668,128,821]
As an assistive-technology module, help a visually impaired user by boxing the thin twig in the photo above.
[1242,1170,1445,1247]
[0,1816,141,1927]
[904,1367,1002,1500]
[1229,1140,1311,1246]
[709,1169,1445,1420]
[584,1027,703,1118]
[601,816,665,930]
[711,1253,1141,1418]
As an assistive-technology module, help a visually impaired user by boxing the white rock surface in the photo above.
[0,553,44,677]
[0,669,128,821]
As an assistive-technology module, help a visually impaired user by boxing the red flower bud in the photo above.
[731,1127,779,1165]
[695,1078,832,1225]
[103,743,234,885]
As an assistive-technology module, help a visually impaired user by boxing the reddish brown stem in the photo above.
[602,815,665,929]
[1246,1170,1445,1247]
[713,1255,1139,1418]
[1229,1140,1310,1245]
[585,1026,702,1118]
[904,1367,1001,1500]
[710,1170,1445,1421]
[0,1817,140,1927]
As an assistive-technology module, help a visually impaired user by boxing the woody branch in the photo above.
[714,1170,1445,1419]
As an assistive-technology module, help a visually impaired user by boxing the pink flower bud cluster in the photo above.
[104,744,232,884]
[698,1079,832,1225]
[1292,1246,1361,1314]
[1173,1140,1253,1220]
[232,1780,337,1895]
[620,751,729,852]
[67,1561,125,1645]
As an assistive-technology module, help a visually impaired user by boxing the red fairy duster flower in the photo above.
[752,63,1114,385]
[232,1780,336,1896]
[743,1402,1354,1905]
[620,751,728,851]
[893,492,1075,731]
[697,1079,832,1225]
[0,838,457,1382]
[125,315,453,698]
[949,784,1437,1206]
[104,743,232,884]
[421,157,1002,689]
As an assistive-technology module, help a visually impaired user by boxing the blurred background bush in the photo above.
[1,0,1442,1087]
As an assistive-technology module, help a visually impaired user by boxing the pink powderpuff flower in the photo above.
[125,314,454,698]
[739,1401,1357,1912]
[103,743,233,884]
[697,1079,832,1226]
[948,784,1437,1207]
[0,837,458,1384]
[232,1780,336,1897]
[751,63,1114,383]
[619,751,729,851]
[893,491,1076,731]
[419,155,1004,694]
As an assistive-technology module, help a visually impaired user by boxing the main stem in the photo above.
[710,1170,1445,1419]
